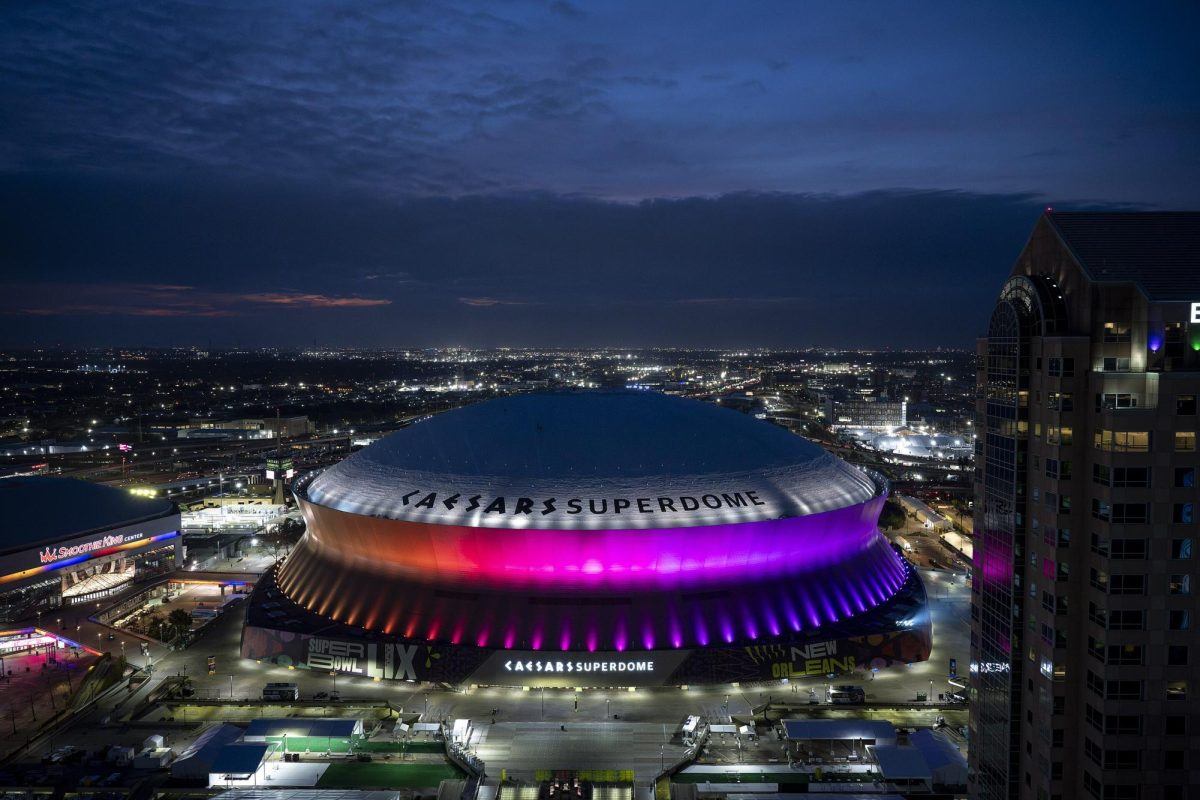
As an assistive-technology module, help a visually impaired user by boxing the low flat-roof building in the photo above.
[0,476,181,620]
[210,743,272,788]
[782,719,897,762]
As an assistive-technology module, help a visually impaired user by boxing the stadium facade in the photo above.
[0,476,182,621]
[242,391,931,686]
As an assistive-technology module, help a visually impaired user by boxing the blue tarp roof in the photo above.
[172,723,244,777]
[873,745,933,780]
[909,728,968,770]
[211,744,269,777]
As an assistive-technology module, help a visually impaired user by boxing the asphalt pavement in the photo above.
[15,535,974,774]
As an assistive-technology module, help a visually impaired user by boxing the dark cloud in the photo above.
[0,1,1194,347]
[550,1,585,20]
[1,283,391,318]
[0,1,1195,202]
[458,297,534,307]
[0,171,1136,348]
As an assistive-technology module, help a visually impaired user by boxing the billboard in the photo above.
[241,622,931,687]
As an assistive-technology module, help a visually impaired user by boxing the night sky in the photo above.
[2,2,1197,348]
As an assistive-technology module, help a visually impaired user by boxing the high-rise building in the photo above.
[970,212,1200,800]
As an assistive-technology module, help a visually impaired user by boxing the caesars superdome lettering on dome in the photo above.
[391,489,769,517]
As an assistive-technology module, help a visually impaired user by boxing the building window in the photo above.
[1101,357,1131,372]
[1046,458,1059,479]
[1106,644,1142,666]
[1171,538,1192,559]
[1168,609,1190,630]
[1109,574,1146,595]
[1111,466,1149,487]
[1164,750,1185,770]
[1165,715,1186,735]
[1167,645,1188,666]
[1103,750,1141,770]
[1103,322,1131,342]
[1049,391,1074,411]
[1048,357,1060,376]
[1093,430,1150,451]
[1165,681,1187,701]
[1176,431,1197,452]
[1106,608,1144,630]
[1096,392,1137,410]
[1113,503,1148,523]
[1178,395,1197,415]
[1106,679,1142,700]
[1175,467,1196,488]
[1046,426,1072,445]
[1110,539,1147,560]
[1173,503,1194,524]
[1168,574,1191,595]
[1093,501,1149,524]
[1104,715,1141,735]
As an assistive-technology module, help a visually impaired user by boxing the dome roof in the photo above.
[303,390,880,529]
[0,476,175,551]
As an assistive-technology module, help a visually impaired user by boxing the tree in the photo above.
[168,609,193,633]
[264,517,306,558]
[878,499,906,530]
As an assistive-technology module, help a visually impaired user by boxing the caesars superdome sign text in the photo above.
[504,658,655,674]
[383,488,770,517]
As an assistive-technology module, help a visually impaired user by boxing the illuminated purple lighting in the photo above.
[294,494,886,592]
[280,480,909,651]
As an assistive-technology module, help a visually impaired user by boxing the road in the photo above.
[19,553,972,774]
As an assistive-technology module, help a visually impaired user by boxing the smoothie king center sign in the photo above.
[39,532,144,564]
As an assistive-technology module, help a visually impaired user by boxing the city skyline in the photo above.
[2,2,1198,348]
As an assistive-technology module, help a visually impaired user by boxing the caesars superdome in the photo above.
[242,391,931,686]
